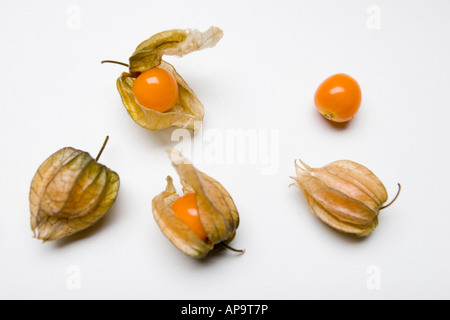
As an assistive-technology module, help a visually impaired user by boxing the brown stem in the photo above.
[101,60,129,68]
[221,242,245,254]
[380,183,401,210]
[96,136,110,162]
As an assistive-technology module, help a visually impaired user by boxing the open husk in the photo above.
[29,138,120,241]
[114,27,223,131]
[291,159,400,236]
[152,149,241,258]
[128,27,224,74]
[117,61,204,131]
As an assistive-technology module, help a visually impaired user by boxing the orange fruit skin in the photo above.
[314,73,362,122]
[131,67,179,113]
[171,193,207,242]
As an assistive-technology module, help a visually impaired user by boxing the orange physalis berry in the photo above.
[131,67,179,113]
[314,73,362,123]
[171,193,207,242]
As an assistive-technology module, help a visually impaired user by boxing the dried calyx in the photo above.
[291,159,401,236]
[29,137,120,241]
[152,149,244,258]
[102,27,223,131]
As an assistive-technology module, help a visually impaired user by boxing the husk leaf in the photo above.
[152,149,240,258]
[292,159,389,237]
[129,26,224,73]
[152,176,213,258]
[29,147,120,241]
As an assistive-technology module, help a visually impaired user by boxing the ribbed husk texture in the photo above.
[292,159,389,236]
[29,146,120,241]
[152,149,240,258]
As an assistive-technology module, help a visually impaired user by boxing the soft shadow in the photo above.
[144,126,177,146]
[191,243,246,267]
[135,124,197,150]
[322,223,370,244]
[314,104,353,131]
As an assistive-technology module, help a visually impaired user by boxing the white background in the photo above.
[1,0,449,300]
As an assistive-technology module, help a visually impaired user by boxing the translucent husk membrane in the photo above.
[114,27,223,131]
[291,159,400,236]
[29,138,120,241]
[152,149,242,258]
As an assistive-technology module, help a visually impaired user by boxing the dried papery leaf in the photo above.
[152,149,242,258]
[117,60,204,131]
[29,138,120,241]
[105,27,222,131]
[292,159,399,237]
[152,176,213,258]
[129,26,224,73]
[169,149,239,244]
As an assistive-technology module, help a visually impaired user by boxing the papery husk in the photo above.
[117,26,223,131]
[129,26,224,73]
[29,145,120,241]
[152,149,240,258]
[117,61,204,131]
[291,159,390,236]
